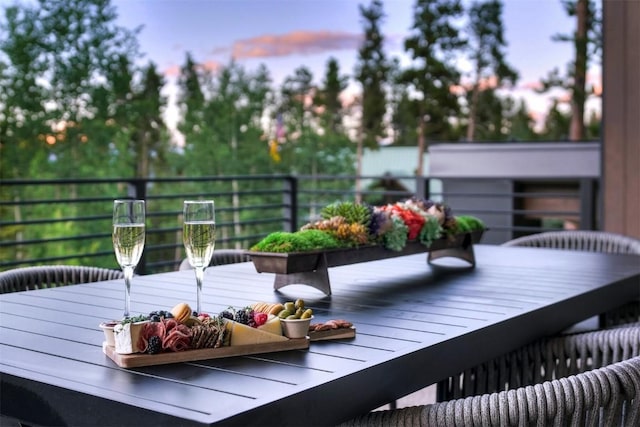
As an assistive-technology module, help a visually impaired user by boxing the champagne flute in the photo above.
[182,200,216,314]
[112,199,146,318]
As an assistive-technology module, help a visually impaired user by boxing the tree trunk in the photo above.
[466,84,479,142]
[355,129,363,204]
[232,178,241,248]
[570,0,588,141]
[136,130,150,178]
[231,130,241,248]
[467,58,482,142]
[416,118,425,176]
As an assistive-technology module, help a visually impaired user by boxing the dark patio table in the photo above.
[1,244,639,426]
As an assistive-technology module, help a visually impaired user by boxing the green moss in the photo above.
[454,215,485,233]
[250,229,341,253]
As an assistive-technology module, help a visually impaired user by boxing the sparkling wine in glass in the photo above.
[112,199,145,318]
[183,200,215,314]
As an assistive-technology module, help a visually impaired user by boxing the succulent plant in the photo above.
[302,216,371,247]
[382,216,408,251]
[320,201,371,226]
[419,216,443,247]
[251,200,484,253]
[368,208,392,240]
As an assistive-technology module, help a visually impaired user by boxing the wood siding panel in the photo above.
[603,0,640,238]
[624,1,640,237]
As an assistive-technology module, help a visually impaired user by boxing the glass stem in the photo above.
[195,267,204,315]
[123,266,134,318]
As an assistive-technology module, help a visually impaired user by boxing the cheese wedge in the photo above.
[226,320,288,346]
[113,321,149,354]
[257,315,282,336]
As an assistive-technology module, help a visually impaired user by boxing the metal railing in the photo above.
[0,174,600,273]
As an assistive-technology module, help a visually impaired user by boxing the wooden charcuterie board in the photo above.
[103,338,309,368]
[308,326,356,341]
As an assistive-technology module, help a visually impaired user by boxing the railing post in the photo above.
[415,176,430,200]
[579,178,597,230]
[128,179,148,273]
[283,176,298,232]
[128,179,147,201]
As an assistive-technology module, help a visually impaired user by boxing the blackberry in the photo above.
[147,336,162,354]
[219,310,234,321]
[151,314,161,322]
[234,308,251,325]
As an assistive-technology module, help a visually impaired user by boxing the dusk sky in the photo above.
[110,0,602,130]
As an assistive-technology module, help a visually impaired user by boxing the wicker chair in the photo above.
[503,230,640,328]
[502,230,640,254]
[178,249,252,271]
[0,265,124,294]
[339,326,640,426]
[424,231,640,410]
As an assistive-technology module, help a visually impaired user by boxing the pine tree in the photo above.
[389,58,418,146]
[279,66,316,173]
[355,0,389,149]
[177,52,218,177]
[506,99,537,142]
[539,0,601,140]
[403,0,466,174]
[319,57,349,134]
[317,57,355,176]
[178,52,206,119]
[131,62,169,178]
[542,100,570,140]
[354,0,389,201]
[464,0,518,141]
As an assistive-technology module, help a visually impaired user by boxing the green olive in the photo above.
[284,302,295,312]
[301,309,313,319]
[294,298,305,309]
[278,310,292,318]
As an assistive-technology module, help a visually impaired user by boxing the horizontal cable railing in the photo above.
[0,174,600,273]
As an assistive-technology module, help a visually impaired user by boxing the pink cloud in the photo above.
[200,60,222,73]
[227,30,362,59]
[454,75,501,94]
[520,80,544,91]
[164,65,181,77]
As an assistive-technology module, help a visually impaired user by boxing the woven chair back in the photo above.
[502,230,640,255]
[0,265,124,294]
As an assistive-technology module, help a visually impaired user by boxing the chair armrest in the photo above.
[339,356,640,427]
[437,326,640,400]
